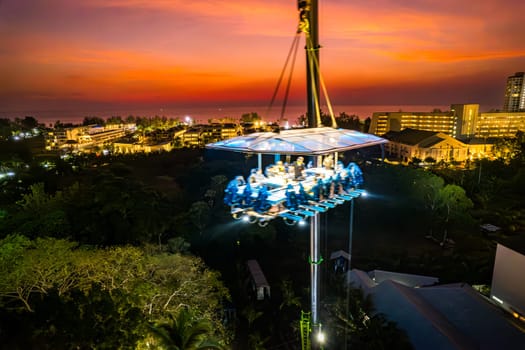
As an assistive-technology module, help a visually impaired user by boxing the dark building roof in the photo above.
[369,269,439,288]
[349,269,525,349]
[457,137,498,145]
[418,135,446,148]
[383,128,439,145]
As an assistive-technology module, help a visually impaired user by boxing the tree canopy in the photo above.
[0,235,231,348]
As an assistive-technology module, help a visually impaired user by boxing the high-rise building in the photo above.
[503,72,525,112]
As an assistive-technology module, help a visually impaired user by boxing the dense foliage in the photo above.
[0,169,178,245]
[0,235,230,349]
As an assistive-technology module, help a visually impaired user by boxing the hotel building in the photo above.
[476,111,525,138]
[369,111,456,137]
[369,105,480,138]
[369,103,524,139]
[503,72,525,112]
[451,104,478,138]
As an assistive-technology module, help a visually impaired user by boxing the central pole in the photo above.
[305,0,322,341]
[344,199,355,349]
[305,0,320,128]
[310,212,320,325]
[299,0,322,345]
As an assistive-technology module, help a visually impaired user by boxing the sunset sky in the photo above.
[1,0,524,119]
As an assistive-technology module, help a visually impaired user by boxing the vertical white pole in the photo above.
[311,212,320,327]
[344,198,355,350]
[348,199,354,270]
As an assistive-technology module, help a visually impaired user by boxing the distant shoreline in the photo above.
[1,103,498,126]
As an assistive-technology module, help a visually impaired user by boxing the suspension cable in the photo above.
[280,34,301,123]
[266,33,301,124]
[305,35,337,128]
[306,44,322,127]
[267,16,338,129]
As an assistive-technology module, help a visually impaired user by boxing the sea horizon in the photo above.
[1,103,499,126]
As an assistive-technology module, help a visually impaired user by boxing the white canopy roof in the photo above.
[206,127,387,155]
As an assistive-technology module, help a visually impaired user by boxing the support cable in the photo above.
[281,34,301,122]
[266,33,302,124]
[305,35,337,128]
[305,41,322,127]
[267,14,338,129]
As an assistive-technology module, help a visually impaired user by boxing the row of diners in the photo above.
[224,157,365,226]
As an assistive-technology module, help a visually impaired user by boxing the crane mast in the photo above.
[298,0,321,128]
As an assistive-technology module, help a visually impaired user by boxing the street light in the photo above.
[316,330,325,344]
[315,323,326,350]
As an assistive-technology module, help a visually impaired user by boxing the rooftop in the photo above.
[349,269,525,349]
[383,128,439,145]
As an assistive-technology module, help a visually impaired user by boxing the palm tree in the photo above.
[149,307,223,350]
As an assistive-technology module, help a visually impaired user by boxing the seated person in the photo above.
[248,168,266,185]
[224,176,245,206]
[293,156,306,180]
[285,184,299,210]
[254,184,271,213]
[333,172,343,195]
[323,175,335,198]
[276,160,286,173]
[265,164,278,178]
[323,155,334,170]
[346,162,364,187]
[241,181,254,208]
[311,178,323,201]
[265,161,285,178]
[235,175,246,186]
[297,183,311,204]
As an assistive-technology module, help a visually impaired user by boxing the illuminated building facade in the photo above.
[451,104,478,137]
[45,129,68,150]
[181,123,241,147]
[369,110,457,137]
[369,104,524,140]
[45,123,135,151]
[383,128,468,163]
[113,140,173,154]
[476,111,525,138]
[503,72,525,112]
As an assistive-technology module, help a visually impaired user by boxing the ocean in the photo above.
[3,104,460,126]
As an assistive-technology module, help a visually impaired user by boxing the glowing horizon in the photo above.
[1,0,524,117]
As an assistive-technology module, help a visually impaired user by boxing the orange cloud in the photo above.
[390,50,525,63]
[1,0,524,114]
